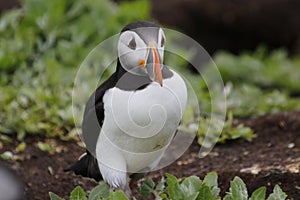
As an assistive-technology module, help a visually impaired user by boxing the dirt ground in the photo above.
[1,111,299,199]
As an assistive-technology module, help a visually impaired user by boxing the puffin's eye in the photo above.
[161,37,165,47]
[128,38,136,50]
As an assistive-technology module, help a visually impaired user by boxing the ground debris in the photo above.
[1,111,300,199]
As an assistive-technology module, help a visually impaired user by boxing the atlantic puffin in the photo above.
[67,21,187,195]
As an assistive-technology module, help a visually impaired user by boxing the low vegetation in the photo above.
[49,172,287,200]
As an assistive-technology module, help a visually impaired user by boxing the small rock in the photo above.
[240,164,261,174]
[14,155,25,162]
[267,142,273,147]
[279,120,286,129]
[209,152,220,157]
[285,163,299,173]
[287,143,295,149]
[177,161,183,166]
[48,166,54,175]
[198,151,210,158]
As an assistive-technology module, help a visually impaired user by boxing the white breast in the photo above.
[96,70,187,175]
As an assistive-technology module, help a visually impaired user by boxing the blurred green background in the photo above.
[0,0,299,144]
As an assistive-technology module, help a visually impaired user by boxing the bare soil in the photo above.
[1,111,299,199]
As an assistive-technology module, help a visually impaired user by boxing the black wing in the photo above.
[82,72,120,154]
[64,151,102,181]
[65,72,118,181]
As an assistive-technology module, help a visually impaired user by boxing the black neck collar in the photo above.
[114,60,173,91]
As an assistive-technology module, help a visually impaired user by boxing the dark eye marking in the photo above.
[161,36,165,47]
[128,38,136,50]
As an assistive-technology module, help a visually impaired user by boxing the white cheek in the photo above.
[118,43,148,75]
[118,42,131,58]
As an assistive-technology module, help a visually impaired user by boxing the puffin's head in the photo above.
[118,21,165,86]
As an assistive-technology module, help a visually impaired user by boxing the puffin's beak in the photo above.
[145,46,163,86]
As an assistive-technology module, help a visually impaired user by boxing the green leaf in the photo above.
[1,151,14,160]
[230,177,248,200]
[155,178,166,192]
[159,193,168,199]
[0,134,12,143]
[223,194,233,200]
[197,185,213,200]
[139,178,155,197]
[37,141,52,152]
[16,142,26,152]
[197,114,255,146]
[249,186,266,200]
[89,184,109,200]
[166,173,184,200]
[187,193,200,200]
[267,185,287,200]
[108,190,128,200]
[203,172,218,188]
[49,192,65,200]
[203,172,220,199]
[180,176,202,198]
[70,186,87,200]
[17,130,26,141]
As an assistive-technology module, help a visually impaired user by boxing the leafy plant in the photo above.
[0,0,150,140]
[49,183,127,200]
[0,0,299,146]
[191,48,300,143]
[213,47,300,95]
[225,83,300,118]
[49,172,288,200]
[197,111,255,146]
[193,47,300,118]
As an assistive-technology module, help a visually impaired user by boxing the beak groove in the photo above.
[146,47,163,86]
